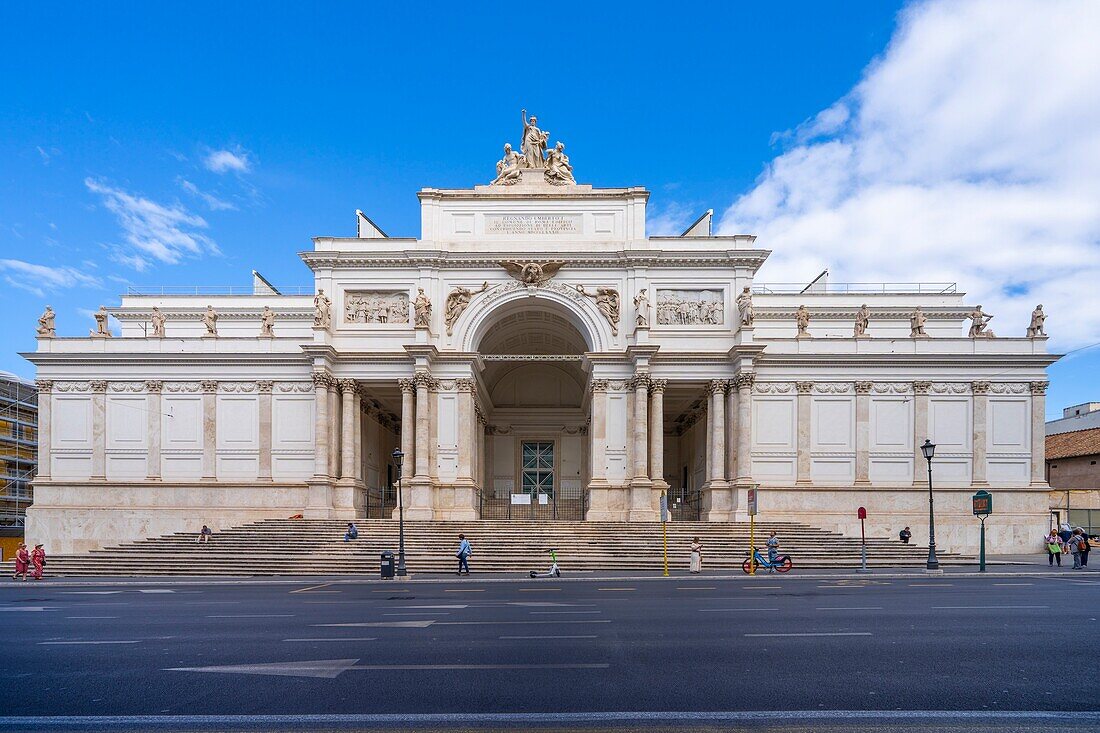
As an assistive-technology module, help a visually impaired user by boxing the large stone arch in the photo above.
[457,282,611,354]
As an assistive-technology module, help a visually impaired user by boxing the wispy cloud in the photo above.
[178,178,237,211]
[647,201,701,236]
[84,178,219,271]
[0,259,102,297]
[719,0,1100,348]
[35,146,59,165]
[203,147,251,174]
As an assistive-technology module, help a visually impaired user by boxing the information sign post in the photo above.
[857,506,868,573]
[972,490,993,573]
[660,491,669,578]
[747,486,758,576]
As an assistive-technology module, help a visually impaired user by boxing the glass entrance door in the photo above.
[520,441,554,519]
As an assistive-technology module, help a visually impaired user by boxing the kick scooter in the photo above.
[529,548,562,578]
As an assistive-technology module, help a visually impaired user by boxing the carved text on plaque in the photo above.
[485,214,580,236]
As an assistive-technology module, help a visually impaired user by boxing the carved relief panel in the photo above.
[343,291,410,324]
[655,289,724,326]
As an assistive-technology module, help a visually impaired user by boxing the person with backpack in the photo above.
[1045,529,1064,567]
[1067,528,1087,570]
[1080,532,1091,568]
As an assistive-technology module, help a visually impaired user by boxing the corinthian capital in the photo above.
[311,371,333,389]
[338,379,358,394]
[971,381,991,395]
[398,378,416,394]
[35,379,53,394]
[796,381,814,395]
[1029,381,1048,395]
[649,378,667,394]
[733,372,755,391]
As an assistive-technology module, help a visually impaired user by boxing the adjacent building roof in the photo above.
[1046,427,1100,461]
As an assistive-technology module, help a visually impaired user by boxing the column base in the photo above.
[333,478,363,513]
[304,477,335,518]
[700,480,733,521]
[628,477,657,521]
[405,477,435,520]
[586,483,629,521]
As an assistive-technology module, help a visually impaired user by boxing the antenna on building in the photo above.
[356,210,388,239]
[252,270,281,295]
[680,209,713,237]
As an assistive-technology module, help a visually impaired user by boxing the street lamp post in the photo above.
[392,447,407,577]
[921,439,939,571]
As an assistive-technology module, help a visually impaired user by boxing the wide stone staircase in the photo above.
[2,519,966,576]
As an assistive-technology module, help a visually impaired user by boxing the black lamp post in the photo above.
[392,447,407,577]
[921,438,939,571]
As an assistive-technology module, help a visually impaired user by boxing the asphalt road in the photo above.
[2,572,1098,731]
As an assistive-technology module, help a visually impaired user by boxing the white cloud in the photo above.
[0,259,102,297]
[647,201,702,236]
[719,0,1100,348]
[84,178,220,271]
[203,148,251,174]
[178,178,237,211]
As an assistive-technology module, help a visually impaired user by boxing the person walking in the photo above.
[766,531,780,572]
[198,525,212,544]
[1067,528,1087,570]
[899,527,912,545]
[456,534,471,576]
[30,544,45,581]
[12,543,29,581]
[689,537,702,574]
[1045,528,1064,567]
[344,522,358,542]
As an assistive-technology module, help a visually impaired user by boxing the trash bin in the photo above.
[380,550,395,580]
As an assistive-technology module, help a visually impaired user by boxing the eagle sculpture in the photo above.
[498,260,566,286]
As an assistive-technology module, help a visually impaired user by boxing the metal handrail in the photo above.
[125,285,314,296]
[752,282,957,295]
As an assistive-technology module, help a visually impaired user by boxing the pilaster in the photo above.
[35,380,52,481]
[795,381,813,486]
[854,381,873,485]
[912,381,930,486]
[701,379,732,521]
[200,380,217,481]
[971,381,990,486]
[256,381,272,482]
[146,380,162,481]
[1029,381,1048,486]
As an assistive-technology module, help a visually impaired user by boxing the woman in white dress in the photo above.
[689,537,702,574]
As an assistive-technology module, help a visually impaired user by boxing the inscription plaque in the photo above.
[485,214,580,235]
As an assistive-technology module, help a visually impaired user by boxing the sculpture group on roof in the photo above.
[492,110,575,186]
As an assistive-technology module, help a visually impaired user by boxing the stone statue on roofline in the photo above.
[633,289,650,329]
[150,307,166,338]
[490,111,577,185]
[853,303,870,338]
[795,305,811,338]
[1026,304,1046,338]
[544,142,575,185]
[736,287,754,328]
[314,289,332,330]
[520,109,549,169]
[259,306,276,338]
[201,305,219,338]
[492,144,523,185]
[414,288,432,329]
[910,306,928,338]
[36,306,56,338]
[967,305,995,338]
[90,305,112,338]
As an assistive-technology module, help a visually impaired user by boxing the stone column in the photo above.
[649,379,667,489]
[1030,381,1048,485]
[726,382,737,485]
[455,380,476,484]
[338,379,358,483]
[708,380,727,486]
[257,381,273,482]
[35,380,52,481]
[795,382,813,485]
[201,380,217,481]
[90,380,107,481]
[632,375,650,481]
[311,373,331,479]
[354,392,364,483]
[971,381,990,486]
[146,380,162,481]
[585,379,612,520]
[396,378,415,519]
[328,387,340,478]
[413,372,431,480]
[912,381,931,486]
[734,373,755,484]
[855,381,873,485]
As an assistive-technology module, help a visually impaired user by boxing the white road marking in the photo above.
[392,604,467,609]
[166,659,608,678]
[437,620,611,626]
[678,586,717,590]
[528,611,601,615]
[499,635,598,640]
[138,589,175,594]
[39,640,141,645]
[744,586,781,590]
[909,583,953,587]
[316,620,436,628]
[443,589,485,593]
[932,605,1049,610]
[744,632,872,637]
[597,588,635,592]
[507,602,593,607]
[518,587,562,591]
[698,608,779,612]
[59,591,123,595]
[383,612,450,616]
[0,606,57,612]
[290,583,333,594]
[66,616,118,619]
[993,583,1034,586]
[283,633,378,638]
[206,614,296,618]
[816,606,884,611]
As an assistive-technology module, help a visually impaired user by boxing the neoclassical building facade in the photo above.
[26,119,1057,554]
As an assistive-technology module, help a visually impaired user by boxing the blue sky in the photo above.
[2,1,1097,418]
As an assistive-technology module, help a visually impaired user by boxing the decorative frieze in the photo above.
[872,383,912,395]
[754,381,793,394]
[275,382,314,393]
[108,381,147,393]
[344,291,410,324]
[814,383,854,395]
[145,380,163,393]
[163,382,201,393]
[655,290,724,326]
[930,382,970,394]
[989,383,1028,394]
[219,382,259,393]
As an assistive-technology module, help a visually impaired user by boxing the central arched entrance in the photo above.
[474,300,592,520]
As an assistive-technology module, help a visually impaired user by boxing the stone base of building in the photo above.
[25,479,1050,556]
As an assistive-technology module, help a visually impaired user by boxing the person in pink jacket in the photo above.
[12,543,29,581]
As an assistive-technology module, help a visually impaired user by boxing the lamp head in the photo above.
[921,439,936,461]
[392,447,404,467]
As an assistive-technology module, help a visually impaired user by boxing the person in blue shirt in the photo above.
[456,534,472,576]
[344,522,358,542]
